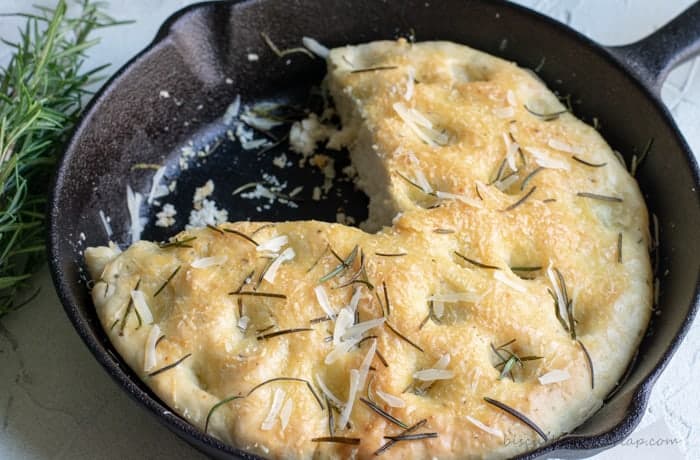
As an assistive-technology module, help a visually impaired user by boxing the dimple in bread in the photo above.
[85,39,652,459]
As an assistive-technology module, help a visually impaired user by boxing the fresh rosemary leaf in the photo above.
[502,186,537,211]
[228,290,287,299]
[577,339,595,389]
[576,192,623,203]
[350,66,398,73]
[147,353,192,378]
[246,377,323,409]
[454,251,499,270]
[153,266,181,297]
[520,167,544,191]
[483,396,548,441]
[359,397,409,429]
[204,395,244,433]
[385,322,423,352]
[311,436,361,445]
[257,327,313,340]
[572,156,607,168]
[319,245,358,283]
[159,236,197,249]
[223,228,258,246]
[383,432,438,441]
[374,419,428,455]
[375,252,408,257]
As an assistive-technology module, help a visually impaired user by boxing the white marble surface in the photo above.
[0,1,698,459]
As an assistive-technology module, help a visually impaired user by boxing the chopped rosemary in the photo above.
[385,322,423,352]
[307,244,330,273]
[247,377,323,409]
[384,433,438,441]
[483,396,548,441]
[433,228,455,234]
[617,233,623,263]
[375,252,408,257]
[605,349,638,403]
[255,256,276,289]
[510,266,542,272]
[359,397,408,429]
[147,353,192,378]
[502,186,537,212]
[250,223,274,236]
[228,290,287,299]
[325,396,335,436]
[548,267,576,339]
[396,171,437,196]
[576,192,623,203]
[310,315,332,324]
[204,395,244,433]
[475,183,484,200]
[231,270,254,294]
[257,327,313,340]
[260,32,314,59]
[153,266,181,297]
[489,158,508,185]
[350,65,398,73]
[319,245,358,283]
[520,167,544,191]
[523,105,568,121]
[454,251,499,270]
[223,228,258,246]
[118,279,141,336]
[382,282,392,316]
[418,301,441,330]
[357,336,389,367]
[311,437,361,445]
[155,335,166,349]
[206,224,224,234]
[374,419,428,455]
[159,236,197,249]
[572,156,607,168]
[577,339,595,389]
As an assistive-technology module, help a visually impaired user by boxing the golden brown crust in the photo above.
[85,39,651,459]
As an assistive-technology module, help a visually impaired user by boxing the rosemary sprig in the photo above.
[524,105,568,121]
[153,266,180,297]
[483,396,548,441]
[117,279,140,335]
[374,419,428,455]
[319,245,358,283]
[382,281,392,316]
[395,171,437,196]
[576,192,623,203]
[375,252,407,257]
[617,233,623,263]
[159,236,197,249]
[311,436,361,445]
[204,395,244,433]
[490,339,542,380]
[206,224,224,234]
[0,1,126,317]
[489,158,508,185]
[147,353,192,378]
[433,228,455,234]
[454,251,499,270]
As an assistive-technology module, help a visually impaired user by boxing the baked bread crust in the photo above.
[85,39,652,459]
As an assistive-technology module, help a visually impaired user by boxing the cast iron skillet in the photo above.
[48,1,700,458]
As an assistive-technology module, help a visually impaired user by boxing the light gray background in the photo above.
[0,1,697,459]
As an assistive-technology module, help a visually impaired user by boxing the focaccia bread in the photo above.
[85,39,652,459]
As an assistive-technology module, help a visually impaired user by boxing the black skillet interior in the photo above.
[48,0,700,458]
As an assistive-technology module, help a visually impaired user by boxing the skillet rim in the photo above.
[47,0,700,458]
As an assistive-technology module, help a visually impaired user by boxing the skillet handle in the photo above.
[607,1,700,93]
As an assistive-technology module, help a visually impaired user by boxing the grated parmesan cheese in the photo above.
[392,102,448,147]
[99,210,112,238]
[191,255,228,269]
[279,398,293,431]
[493,271,527,293]
[314,285,336,319]
[126,185,145,243]
[144,324,160,372]
[186,199,228,229]
[155,203,177,228]
[263,247,295,283]
[466,415,503,438]
[147,166,169,204]
[222,94,241,125]
[494,107,515,119]
[131,290,153,324]
[525,147,570,171]
[435,191,483,208]
[261,388,286,431]
[341,317,385,341]
[548,138,582,154]
[247,53,259,61]
[302,36,329,58]
[413,368,454,381]
[315,374,344,408]
[538,369,571,385]
[506,90,517,107]
[404,66,415,101]
[357,339,376,391]
[338,369,359,430]
[376,389,405,408]
[257,235,288,253]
